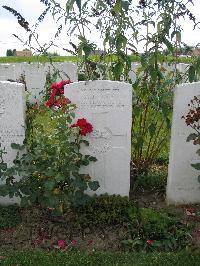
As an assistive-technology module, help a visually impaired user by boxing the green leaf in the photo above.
[0,162,7,171]
[163,38,174,53]
[72,177,87,191]
[113,0,122,14]
[71,112,75,119]
[11,143,25,150]
[75,0,81,13]
[80,139,89,146]
[55,174,65,182]
[89,156,97,162]
[113,62,124,80]
[74,190,90,205]
[20,197,29,207]
[186,133,198,142]
[188,65,196,83]
[196,149,200,156]
[148,123,156,138]
[88,181,100,191]
[66,0,76,14]
[0,185,9,197]
[121,0,129,13]
[191,163,200,170]
[44,180,55,191]
[171,31,181,43]
[116,34,127,50]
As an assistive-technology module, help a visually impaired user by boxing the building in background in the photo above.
[14,50,32,57]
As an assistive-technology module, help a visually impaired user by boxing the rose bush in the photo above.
[46,80,72,107]
[0,81,99,213]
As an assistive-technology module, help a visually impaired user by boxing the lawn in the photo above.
[0,250,200,266]
[0,55,194,64]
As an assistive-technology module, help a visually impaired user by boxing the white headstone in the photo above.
[65,80,132,196]
[24,62,78,103]
[14,62,28,81]
[177,63,189,83]
[0,64,16,81]
[24,63,46,103]
[51,62,78,82]
[129,63,140,83]
[0,81,26,204]
[167,82,200,204]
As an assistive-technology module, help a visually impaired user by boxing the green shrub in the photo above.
[135,165,167,191]
[122,207,191,252]
[0,101,99,214]
[70,194,135,229]
[0,205,21,229]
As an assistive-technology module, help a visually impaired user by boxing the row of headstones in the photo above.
[0,80,132,204]
[0,79,199,205]
[0,62,78,103]
[0,62,190,103]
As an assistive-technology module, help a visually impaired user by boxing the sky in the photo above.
[0,0,200,56]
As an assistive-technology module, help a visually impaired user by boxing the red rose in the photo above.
[46,80,72,108]
[50,82,58,91]
[53,97,71,107]
[146,239,154,245]
[54,99,61,107]
[71,118,93,136]
[45,96,54,107]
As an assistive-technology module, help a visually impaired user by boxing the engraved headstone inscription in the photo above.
[0,81,26,204]
[167,82,200,204]
[65,80,132,196]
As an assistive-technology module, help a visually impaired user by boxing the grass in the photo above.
[0,54,195,64]
[0,250,200,266]
[0,55,78,63]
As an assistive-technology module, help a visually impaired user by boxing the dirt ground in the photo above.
[1,190,200,251]
[0,162,199,251]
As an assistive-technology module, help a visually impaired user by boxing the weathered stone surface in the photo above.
[0,64,16,81]
[65,80,132,196]
[24,63,47,103]
[0,81,26,204]
[52,62,78,82]
[129,63,140,83]
[24,62,77,103]
[167,82,200,204]
[177,63,189,83]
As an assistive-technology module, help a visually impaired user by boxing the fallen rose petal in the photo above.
[71,239,77,246]
[185,208,196,216]
[57,239,66,248]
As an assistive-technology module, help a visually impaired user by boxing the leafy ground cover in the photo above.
[0,192,200,252]
[0,250,200,266]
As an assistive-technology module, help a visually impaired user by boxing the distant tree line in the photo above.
[6,49,16,56]
[6,49,60,57]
